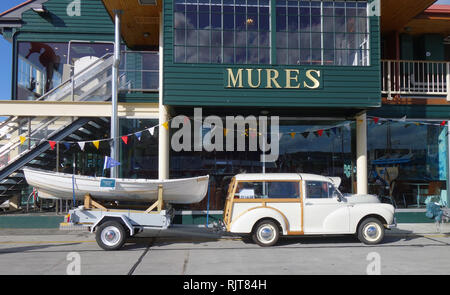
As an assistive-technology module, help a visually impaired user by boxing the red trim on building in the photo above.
[0,0,36,17]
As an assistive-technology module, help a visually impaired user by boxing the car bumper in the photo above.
[386,218,397,229]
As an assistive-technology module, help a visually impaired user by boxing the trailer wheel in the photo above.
[96,221,127,251]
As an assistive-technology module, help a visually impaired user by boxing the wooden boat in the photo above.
[23,167,209,204]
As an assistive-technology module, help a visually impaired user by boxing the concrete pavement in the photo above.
[0,223,448,275]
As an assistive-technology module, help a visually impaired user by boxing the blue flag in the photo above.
[103,156,121,170]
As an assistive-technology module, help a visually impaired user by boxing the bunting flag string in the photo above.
[14,119,173,148]
[14,115,447,149]
[369,116,447,127]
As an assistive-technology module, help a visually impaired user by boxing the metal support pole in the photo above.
[111,10,122,178]
[356,113,368,195]
[446,63,450,101]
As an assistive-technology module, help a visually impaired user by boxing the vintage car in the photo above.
[221,173,396,246]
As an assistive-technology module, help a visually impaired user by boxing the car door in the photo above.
[303,181,350,234]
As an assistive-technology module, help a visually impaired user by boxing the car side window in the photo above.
[306,181,333,199]
[235,181,300,199]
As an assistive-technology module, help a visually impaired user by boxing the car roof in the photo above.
[234,173,334,182]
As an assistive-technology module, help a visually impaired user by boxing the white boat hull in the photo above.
[23,167,209,204]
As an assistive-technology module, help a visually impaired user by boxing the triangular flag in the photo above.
[162,122,169,130]
[223,128,228,136]
[331,128,338,135]
[20,136,26,145]
[184,116,190,124]
[301,132,309,139]
[121,136,128,144]
[414,122,421,126]
[440,121,446,126]
[317,129,324,137]
[325,130,331,137]
[63,142,71,150]
[103,156,121,170]
[148,127,155,136]
[135,132,142,141]
[49,141,56,150]
[93,141,100,150]
[249,130,257,138]
[399,116,407,122]
[290,132,296,138]
[373,117,379,124]
[78,142,85,151]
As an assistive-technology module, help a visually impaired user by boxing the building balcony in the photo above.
[381,59,450,101]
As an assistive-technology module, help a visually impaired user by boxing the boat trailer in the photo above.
[61,184,175,250]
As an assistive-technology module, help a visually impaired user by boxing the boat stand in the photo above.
[82,184,165,214]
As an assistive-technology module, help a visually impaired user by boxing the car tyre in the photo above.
[357,217,385,245]
[252,220,280,247]
[96,221,127,251]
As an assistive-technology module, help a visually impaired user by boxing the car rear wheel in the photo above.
[357,217,385,245]
[252,220,280,247]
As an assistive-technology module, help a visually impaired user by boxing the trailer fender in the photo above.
[91,214,135,236]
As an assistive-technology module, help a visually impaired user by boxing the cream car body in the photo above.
[222,173,396,246]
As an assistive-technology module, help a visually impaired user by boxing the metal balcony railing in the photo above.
[381,60,450,100]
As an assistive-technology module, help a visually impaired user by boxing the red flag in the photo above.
[440,121,446,126]
[121,136,128,144]
[373,117,379,124]
[317,129,324,137]
[49,141,56,150]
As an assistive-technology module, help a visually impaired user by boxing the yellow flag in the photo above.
[223,128,228,136]
[414,122,421,126]
[162,121,169,130]
[290,132,296,138]
[20,136,26,145]
[93,141,100,149]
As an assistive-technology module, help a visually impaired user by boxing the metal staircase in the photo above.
[0,53,116,203]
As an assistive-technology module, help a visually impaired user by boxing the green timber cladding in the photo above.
[163,0,381,108]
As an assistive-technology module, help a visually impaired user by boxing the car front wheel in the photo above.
[357,217,385,245]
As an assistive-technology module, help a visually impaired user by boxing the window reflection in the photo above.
[368,120,448,208]
[174,0,271,64]
[17,42,113,100]
[277,0,370,66]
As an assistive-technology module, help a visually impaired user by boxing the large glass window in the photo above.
[276,1,369,66]
[174,0,271,64]
[173,0,370,66]
[170,117,355,210]
[16,42,113,100]
[367,120,448,208]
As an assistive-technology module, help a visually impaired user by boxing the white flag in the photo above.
[148,127,155,136]
[78,142,85,151]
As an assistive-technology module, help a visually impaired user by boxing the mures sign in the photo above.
[225,68,322,89]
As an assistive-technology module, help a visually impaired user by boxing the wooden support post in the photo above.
[145,185,164,214]
[84,194,107,210]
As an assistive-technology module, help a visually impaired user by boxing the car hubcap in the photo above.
[101,226,121,246]
[363,223,381,242]
[258,225,276,243]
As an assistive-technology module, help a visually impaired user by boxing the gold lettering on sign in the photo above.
[266,69,282,89]
[227,68,243,88]
[285,69,301,89]
[304,70,321,89]
[247,69,262,88]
